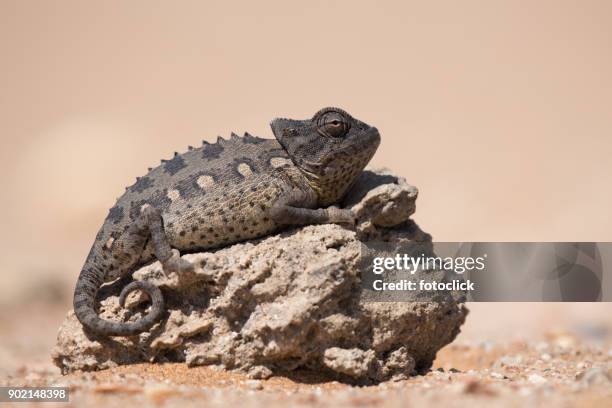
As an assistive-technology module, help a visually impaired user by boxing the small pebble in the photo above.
[244,380,263,390]
[462,380,496,396]
[499,355,523,368]
[528,374,547,385]
[576,365,612,386]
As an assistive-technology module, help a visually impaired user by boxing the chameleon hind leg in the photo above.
[118,204,193,310]
[73,204,188,336]
[135,205,194,274]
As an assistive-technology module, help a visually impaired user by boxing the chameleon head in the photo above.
[271,107,381,205]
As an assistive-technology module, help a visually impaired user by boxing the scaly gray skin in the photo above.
[73,107,380,337]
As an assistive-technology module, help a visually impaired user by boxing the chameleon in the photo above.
[73,107,381,337]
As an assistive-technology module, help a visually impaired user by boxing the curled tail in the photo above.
[73,266,164,336]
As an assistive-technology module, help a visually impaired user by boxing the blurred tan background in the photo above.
[0,0,611,375]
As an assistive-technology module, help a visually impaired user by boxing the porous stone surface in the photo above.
[53,169,468,383]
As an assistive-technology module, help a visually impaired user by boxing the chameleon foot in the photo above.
[162,249,195,274]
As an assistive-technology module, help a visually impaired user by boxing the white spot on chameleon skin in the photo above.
[237,162,253,177]
[167,189,180,201]
[105,237,114,249]
[270,157,291,168]
[197,175,214,190]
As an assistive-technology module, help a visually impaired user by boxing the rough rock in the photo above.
[53,168,468,383]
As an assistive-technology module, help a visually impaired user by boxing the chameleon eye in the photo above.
[316,111,350,138]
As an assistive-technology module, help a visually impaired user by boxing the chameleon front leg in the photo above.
[270,189,355,225]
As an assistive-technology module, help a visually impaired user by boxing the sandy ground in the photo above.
[1,301,611,407]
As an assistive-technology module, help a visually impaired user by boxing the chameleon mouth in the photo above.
[340,126,381,154]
